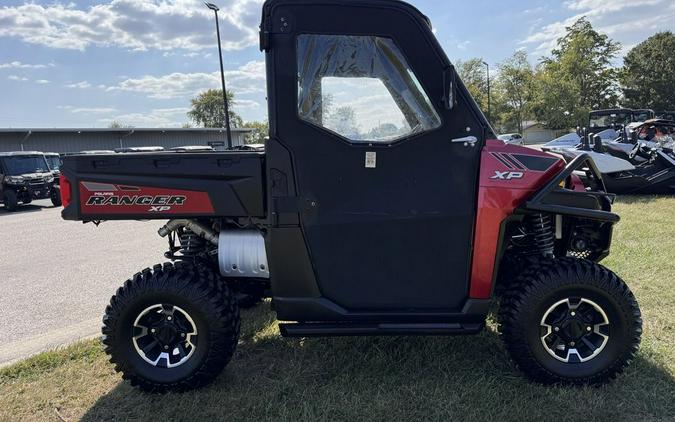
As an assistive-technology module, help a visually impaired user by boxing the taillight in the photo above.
[60,174,72,208]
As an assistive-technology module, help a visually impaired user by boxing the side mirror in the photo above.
[442,66,456,110]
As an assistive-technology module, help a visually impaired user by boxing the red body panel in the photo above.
[60,174,72,209]
[469,140,565,299]
[78,182,215,216]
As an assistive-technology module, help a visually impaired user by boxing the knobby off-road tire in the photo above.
[3,190,18,212]
[499,257,642,385]
[102,262,240,392]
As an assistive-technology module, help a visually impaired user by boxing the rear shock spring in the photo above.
[178,229,206,258]
[527,213,555,257]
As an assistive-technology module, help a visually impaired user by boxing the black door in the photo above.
[266,0,488,311]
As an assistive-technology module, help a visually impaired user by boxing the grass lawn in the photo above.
[1,196,674,422]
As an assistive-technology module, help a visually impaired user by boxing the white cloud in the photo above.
[35,79,50,84]
[60,106,119,114]
[8,75,28,81]
[97,107,191,127]
[106,60,265,99]
[522,0,675,57]
[66,81,92,89]
[0,61,51,70]
[0,0,263,52]
[236,99,261,109]
[456,40,470,51]
[564,0,662,13]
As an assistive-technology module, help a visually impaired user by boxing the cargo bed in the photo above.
[60,152,265,220]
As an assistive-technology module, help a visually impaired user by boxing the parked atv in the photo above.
[559,123,675,194]
[1,152,60,211]
[544,109,659,153]
[44,153,62,186]
[59,0,642,392]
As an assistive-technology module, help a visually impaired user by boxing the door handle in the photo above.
[451,136,478,147]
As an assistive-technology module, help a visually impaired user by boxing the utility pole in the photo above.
[482,61,491,122]
[205,2,233,149]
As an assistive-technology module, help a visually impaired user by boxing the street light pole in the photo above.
[482,61,491,122]
[205,2,233,149]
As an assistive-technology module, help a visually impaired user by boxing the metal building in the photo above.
[0,128,252,154]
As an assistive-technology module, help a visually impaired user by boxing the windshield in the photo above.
[2,155,50,175]
[590,112,632,129]
[633,111,652,122]
[45,156,61,171]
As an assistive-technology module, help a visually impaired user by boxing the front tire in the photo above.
[102,262,240,392]
[499,258,642,385]
[3,190,19,212]
[50,187,62,207]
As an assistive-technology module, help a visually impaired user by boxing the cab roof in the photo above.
[0,151,45,157]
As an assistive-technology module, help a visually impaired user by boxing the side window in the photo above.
[297,34,441,143]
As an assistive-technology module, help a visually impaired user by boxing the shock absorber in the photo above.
[178,228,206,258]
[527,213,555,257]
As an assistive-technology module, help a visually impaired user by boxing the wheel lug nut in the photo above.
[181,333,186,338]
[151,328,156,333]
[570,342,575,347]
[164,345,169,350]
[571,312,576,316]
[587,326,592,332]
[554,327,560,332]
[167,316,172,321]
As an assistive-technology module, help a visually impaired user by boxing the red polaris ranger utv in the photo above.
[60,0,641,392]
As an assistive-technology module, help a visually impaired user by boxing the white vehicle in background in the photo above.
[542,129,618,153]
[497,133,524,145]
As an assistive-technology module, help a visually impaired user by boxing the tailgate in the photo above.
[60,152,265,220]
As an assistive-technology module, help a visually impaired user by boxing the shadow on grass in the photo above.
[613,194,672,205]
[81,304,675,422]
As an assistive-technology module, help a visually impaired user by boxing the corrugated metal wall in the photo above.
[0,131,247,154]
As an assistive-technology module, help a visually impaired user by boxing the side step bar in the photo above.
[279,322,484,337]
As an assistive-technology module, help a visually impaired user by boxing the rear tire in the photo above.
[102,262,240,392]
[50,187,62,207]
[499,258,642,385]
[3,190,18,212]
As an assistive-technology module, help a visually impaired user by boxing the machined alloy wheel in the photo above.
[540,298,609,363]
[132,304,198,369]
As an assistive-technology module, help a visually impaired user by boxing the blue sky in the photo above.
[1,0,673,128]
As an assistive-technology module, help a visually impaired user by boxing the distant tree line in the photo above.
[456,21,675,132]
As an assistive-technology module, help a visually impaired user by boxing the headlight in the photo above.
[45,176,55,183]
[5,176,24,184]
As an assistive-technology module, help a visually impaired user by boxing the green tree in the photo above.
[621,31,675,111]
[326,106,360,139]
[456,58,489,110]
[456,58,510,130]
[244,120,269,144]
[495,50,534,133]
[107,121,134,129]
[530,17,621,129]
[187,89,243,128]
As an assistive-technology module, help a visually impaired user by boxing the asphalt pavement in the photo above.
[0,200,166,366]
